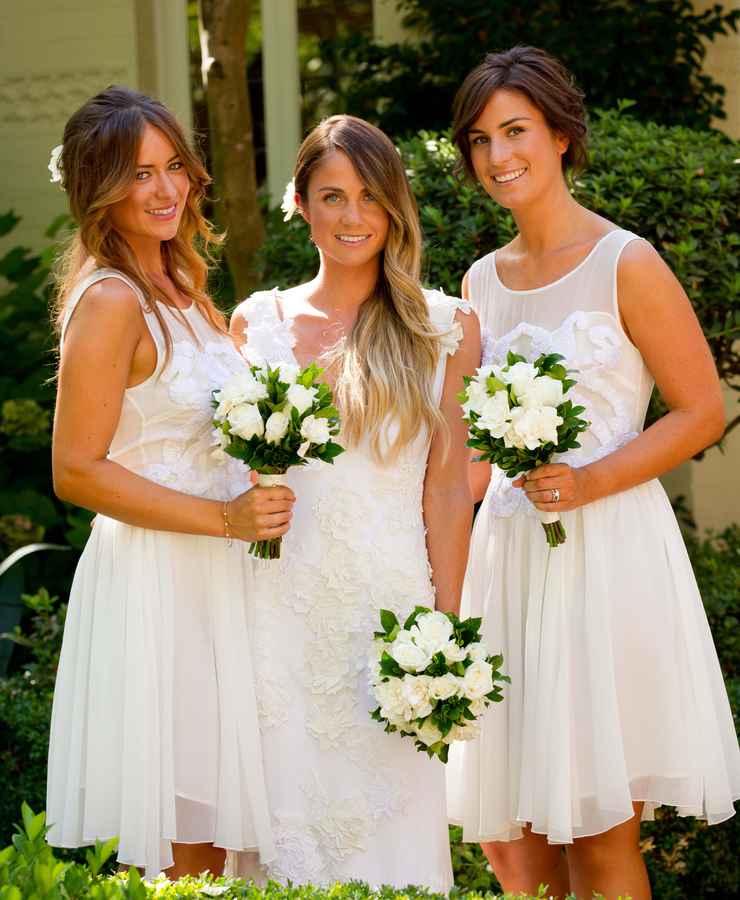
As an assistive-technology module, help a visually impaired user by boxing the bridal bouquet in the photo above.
[369,606,508,763]
[212,361,344,559]
[460,351,588,547]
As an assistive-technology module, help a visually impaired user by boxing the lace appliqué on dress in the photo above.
[486,312,639,519]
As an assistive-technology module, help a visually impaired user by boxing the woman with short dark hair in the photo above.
[448,46,739,899]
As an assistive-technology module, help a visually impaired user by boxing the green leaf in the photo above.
[380,608,399,634]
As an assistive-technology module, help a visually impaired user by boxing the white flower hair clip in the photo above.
[48,144,64,186]
[281,179,298,222]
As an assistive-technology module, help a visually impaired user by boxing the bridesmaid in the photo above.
[448,47,740,900]
[47,86,294,877]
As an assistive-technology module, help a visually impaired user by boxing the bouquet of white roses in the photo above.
[460,351,589,547]
[212,361,344,559]
[369,606,508,763]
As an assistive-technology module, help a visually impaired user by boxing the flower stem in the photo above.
[542,521,567,547]
[249,537,282,560]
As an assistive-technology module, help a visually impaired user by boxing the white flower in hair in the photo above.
[48,145,63,185]
[281,179,298,221]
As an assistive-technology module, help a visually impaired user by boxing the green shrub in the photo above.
[257,110,739,431]
[325,0,740,135]
[0,804,585,900]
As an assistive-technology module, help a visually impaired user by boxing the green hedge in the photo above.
[256,107,740,417]
[0,804,590,900]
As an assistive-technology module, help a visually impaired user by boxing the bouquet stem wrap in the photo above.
[537,509,566,548]
[251,472,288,560]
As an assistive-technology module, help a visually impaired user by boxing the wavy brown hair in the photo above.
[53,85,225,358]
[293,115,447,463]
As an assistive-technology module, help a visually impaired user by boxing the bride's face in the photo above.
[299,149,390,268]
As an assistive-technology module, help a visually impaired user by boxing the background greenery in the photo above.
[325,0,740,135]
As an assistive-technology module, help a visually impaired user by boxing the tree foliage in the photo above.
[329,0,740,135]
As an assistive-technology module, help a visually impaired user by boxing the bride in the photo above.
[229,114,480,888]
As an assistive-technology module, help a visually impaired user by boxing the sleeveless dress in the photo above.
[447,230,740,843]
[46,268,275,877]
[231,287,465,890]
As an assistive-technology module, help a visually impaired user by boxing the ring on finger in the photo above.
[551,488,560,503]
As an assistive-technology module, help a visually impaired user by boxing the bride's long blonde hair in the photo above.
[52,85,225,360]
[294,115,446,463]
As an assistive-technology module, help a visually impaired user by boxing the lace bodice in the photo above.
[470,230,653,518]
[61,269,250,501]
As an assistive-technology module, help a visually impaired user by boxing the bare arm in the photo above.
[461,267,492,503]
[54,281,293,542]
[424,308,481,614]
[230,303,248,352]
[520,240,725,510]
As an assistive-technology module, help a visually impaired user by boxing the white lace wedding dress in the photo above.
[233,287,465,890]
[47,269,274,877]
[447,229,740,843]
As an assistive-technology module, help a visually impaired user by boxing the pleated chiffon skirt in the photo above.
[46,515,274,877]
[448,478,740,843]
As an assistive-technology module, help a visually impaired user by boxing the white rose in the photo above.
[415,719,443,747]
[265,410,290,444]
[462,659,494,700]
[476,390,512,438]
[275,362,300,385]
[300,414,332,446]
[375,679,413,722]
[467,642,488,662]
[462,378,489,417]
[411,611,454,656]
[287,383,318,415]
[227,402,265,440]
[519,374,564,409]
[429,673,463,701]
[444,721,480,744]
[510,406,563,450]
[390,633,432,672]
[215,372,267,418]
[401,674,434,717]
[468,698,488,717]
[441,640,467,664]
[504,361,538,400]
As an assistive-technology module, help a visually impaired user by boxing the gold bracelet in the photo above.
[222,500,233,548]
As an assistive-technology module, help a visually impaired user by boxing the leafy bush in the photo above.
[0,589,65,838]
[1,804,583,900]
[257,110,740,433]
[0,213,90,676]
[327,0,740,135]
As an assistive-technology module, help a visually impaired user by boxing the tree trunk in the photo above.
[198,0,263,299]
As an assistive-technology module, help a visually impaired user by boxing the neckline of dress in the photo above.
[492,229,622,296]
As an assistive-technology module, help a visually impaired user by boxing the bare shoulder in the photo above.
[617,239,683,311]
[64,277,144,339]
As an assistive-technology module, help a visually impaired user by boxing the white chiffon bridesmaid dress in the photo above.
[448,229,740,844]
[46,268,274,877]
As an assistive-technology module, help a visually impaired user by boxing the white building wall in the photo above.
[0,0,138,253]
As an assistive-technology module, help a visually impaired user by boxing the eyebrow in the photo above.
[468,116,532,133]
[136,153,181,169]
[316,185,345,192]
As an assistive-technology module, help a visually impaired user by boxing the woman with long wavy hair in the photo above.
[228,114,480,888]
[47,86,294,878]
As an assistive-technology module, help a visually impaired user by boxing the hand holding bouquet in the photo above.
[370,606,508,763]
[213,361,344,559]
[460,351,589,547]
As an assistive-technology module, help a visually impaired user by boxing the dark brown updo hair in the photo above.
[452,46,588,179]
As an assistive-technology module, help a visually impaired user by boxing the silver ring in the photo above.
[551,488,560,503]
